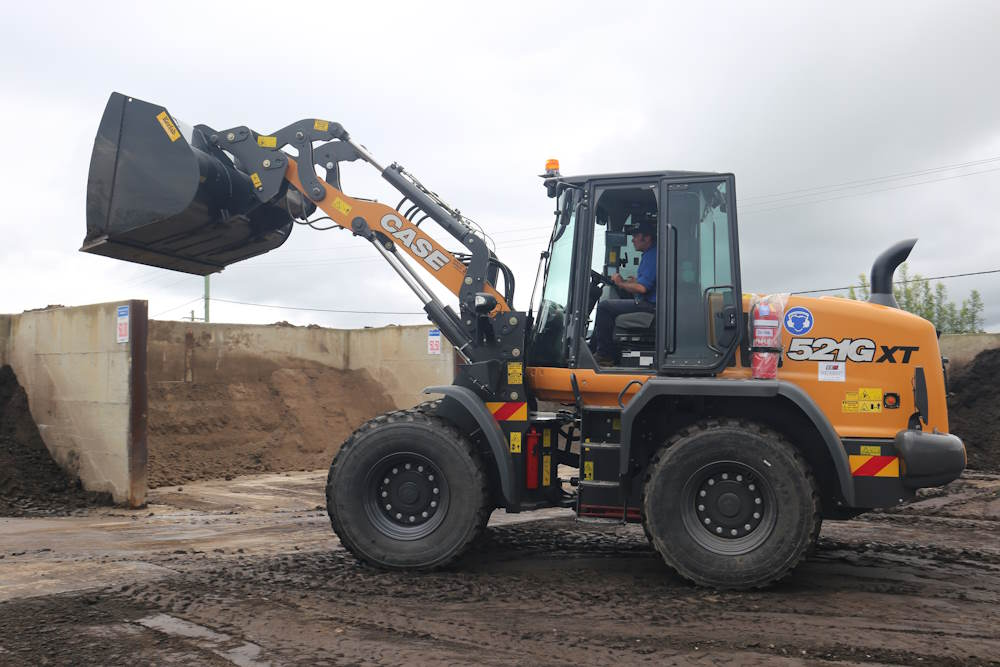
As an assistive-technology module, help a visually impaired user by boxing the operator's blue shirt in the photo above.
[636,244,656,303]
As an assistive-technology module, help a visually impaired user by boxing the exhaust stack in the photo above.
[82,93,294,275]
[868,238,917,308]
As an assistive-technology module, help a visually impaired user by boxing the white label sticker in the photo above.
[818,361,845,382]
[116,305,130,343]
[427,328,441,355]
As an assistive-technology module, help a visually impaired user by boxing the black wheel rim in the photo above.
[363,452,449,540]
[680,460,777,555]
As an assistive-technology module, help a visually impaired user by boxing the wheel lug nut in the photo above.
[716,527,723,534]
[697,504,705,511]
[433,488,439,494]
[748,484,755,491]
[384,478,390,484]
[418,466,424,472]
[396,513,402,519]
[699,490,706,497]
[744,523,751,530]
[753,512,760,519]
[428,475,434,481]
[708,479,715,486]
[381,491,388,498]
[755,497,762,504]
[405,463,411,470]
[409,516,415,523]
[385,504,391,510]
[392,468,398,474]
[704,518,711,525]
[736,475,743,482]
[721,473,728,480]
[731,529,737,536]
[431,501,437,508]
[422,511,428,518]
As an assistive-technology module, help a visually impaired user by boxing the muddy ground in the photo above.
[1,471,998,666]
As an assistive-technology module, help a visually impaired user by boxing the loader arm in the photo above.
[281,159,507,311]
[83,93,520,364]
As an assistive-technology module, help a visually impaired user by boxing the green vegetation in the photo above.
[847,264,985,333]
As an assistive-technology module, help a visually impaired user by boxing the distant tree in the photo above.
[846,263,984,333]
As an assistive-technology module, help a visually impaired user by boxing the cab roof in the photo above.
[551,169,726,185]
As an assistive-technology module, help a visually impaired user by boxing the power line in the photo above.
[152,296,203,318]
[742,154,1000,203]
[742,165,1000,215]
[210,297,425,315]
[793,268,1000,295]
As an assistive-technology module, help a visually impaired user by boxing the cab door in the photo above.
[657,176,743,374]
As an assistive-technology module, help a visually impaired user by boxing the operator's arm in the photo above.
[612,248,656,296]
[611,273,648,295]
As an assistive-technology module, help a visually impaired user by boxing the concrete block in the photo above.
[3,301,147,506]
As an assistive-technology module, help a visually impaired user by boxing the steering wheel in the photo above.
[592,269,633,300]
[590,270,611,288]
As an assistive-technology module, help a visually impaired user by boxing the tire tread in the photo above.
[640,418,820,589]
[326,405,490,570]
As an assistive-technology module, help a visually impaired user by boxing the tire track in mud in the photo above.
[3,476,999,665]
[89,519,1000,665]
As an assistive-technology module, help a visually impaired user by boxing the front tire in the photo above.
[642,420,820,589]
[326,409,490,569]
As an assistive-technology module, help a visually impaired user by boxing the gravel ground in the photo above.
[1,471,998,666]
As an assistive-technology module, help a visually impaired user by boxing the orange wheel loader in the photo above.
[81,93,966,589]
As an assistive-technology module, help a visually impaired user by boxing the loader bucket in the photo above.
[82,92,293,275]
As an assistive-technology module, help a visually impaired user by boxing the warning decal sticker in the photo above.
[155,111,181,142]
[486,402,528,421]
[850,454,899,477]
[842,387,883,414]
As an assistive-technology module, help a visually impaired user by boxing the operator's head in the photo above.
[632,220,656,252]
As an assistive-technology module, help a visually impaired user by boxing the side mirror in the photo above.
[474,293,498,314]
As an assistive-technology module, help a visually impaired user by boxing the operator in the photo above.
[590,220,656,365]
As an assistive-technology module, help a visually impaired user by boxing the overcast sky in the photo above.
[2,0,998,331]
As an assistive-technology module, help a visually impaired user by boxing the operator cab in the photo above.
[531,167,742,376]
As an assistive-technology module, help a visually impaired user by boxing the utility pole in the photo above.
[204,275,210,323]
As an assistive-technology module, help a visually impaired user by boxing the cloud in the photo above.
[1,0,997,330]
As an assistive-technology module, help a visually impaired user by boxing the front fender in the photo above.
[424,385,519,508]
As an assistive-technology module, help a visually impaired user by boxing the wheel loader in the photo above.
[82,93,966,589]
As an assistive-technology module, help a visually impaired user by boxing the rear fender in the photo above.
[620,378,855,507]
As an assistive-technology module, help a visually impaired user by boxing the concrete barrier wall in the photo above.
[3,302,147,506]
[0,314,10,366]
[940,333,1000,370]
[149,321,454,409]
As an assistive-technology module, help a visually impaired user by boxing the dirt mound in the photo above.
[0,366,112,516]
[147,367,396,487]
[948,347,1000,471]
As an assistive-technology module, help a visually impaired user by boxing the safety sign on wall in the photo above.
[427,328,441,355]
[116,305,130,344]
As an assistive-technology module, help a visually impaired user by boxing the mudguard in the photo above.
[424,385,519,508]
[620,377,855,506]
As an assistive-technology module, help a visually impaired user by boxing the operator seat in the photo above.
[613,310,655,345]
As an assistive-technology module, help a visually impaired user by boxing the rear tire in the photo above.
[642,419,819,589]
[326,408,490,569]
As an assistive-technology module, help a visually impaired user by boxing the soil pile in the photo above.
[948,347,1000,471]
[0,366,112,516]
[147,367,395,487]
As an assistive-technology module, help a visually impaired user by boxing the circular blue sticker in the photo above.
[784,306,814,335]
